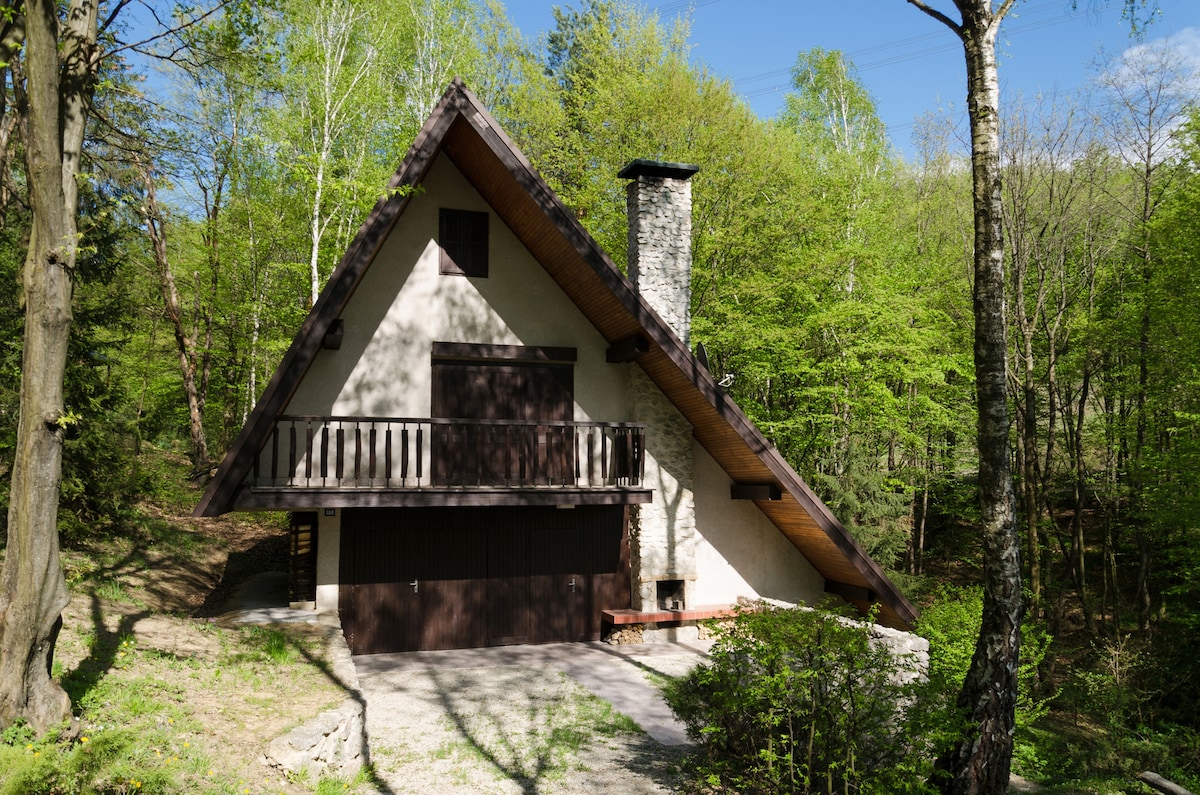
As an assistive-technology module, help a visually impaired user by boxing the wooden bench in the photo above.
[602,605,739,625]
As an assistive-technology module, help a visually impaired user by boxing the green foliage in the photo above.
[0,181,141,540]
[665,603,934,794]
[914,586,1055,777]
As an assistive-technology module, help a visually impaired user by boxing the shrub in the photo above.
[664,602,934,794]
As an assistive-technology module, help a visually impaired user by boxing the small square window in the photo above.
[439,208,488,277]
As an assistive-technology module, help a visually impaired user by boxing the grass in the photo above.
[0,611,348,794]
[2,448,679,794]
[0,451,352,794]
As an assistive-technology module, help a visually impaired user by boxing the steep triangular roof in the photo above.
[195,79,918,630]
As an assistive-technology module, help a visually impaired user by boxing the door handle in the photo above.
[410,579,419,594]
[568,578,576,592]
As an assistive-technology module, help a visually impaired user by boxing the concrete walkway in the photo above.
[352,640,713,746]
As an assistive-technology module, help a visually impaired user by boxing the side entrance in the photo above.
[338,505,630,655]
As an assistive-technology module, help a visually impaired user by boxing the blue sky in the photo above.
[501,0,1200,155]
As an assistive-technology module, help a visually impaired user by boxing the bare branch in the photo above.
[102,0,233,63]
[98,0,134,35]
[906,0,964,38]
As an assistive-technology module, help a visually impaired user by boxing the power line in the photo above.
[653,0,728,19]
[737,1,1094,100]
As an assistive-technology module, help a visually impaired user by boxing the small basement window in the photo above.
[439,208,489,277]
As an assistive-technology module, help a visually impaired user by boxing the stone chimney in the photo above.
[619,159,700,347]
[619,160,701,631]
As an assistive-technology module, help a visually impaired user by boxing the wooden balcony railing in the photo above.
[251,416,646,490]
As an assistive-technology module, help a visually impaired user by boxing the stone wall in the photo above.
[264,616,366,777]
[629,367,697,615]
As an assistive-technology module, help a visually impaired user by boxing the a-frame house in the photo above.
[196,79,918,654]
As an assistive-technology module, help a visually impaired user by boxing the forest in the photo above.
[0,0,1198,790]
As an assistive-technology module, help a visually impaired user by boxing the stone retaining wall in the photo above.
[263,615,366,778]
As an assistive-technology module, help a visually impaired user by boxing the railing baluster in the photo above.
[288,423,297,486]
[601,431,608,483]
[354,426,362,482]
[534,426,543,485]
[385,426,393,484]
[401,426,409,481]
[519,428,527,484]
[504,425,512,485]
[573,427,580,485]
[320,425,330,479]
[335,427,345,480]
[587,430,595,486]
[305,422,314,479]
[475,422,483,486]
[416,427,424,481]
[368,427,377,480]
[270,426,279,483]
[559,427,569,485]
[637,429,645,485]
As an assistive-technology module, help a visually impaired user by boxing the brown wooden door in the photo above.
[289,511,318,603]
[431,362,573,485]
[340,506,629,654]
[529,514,587,643]
[339,509,424,655]
[486,514,530,645]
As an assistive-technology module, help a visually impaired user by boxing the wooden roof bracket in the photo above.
[606,334,650,363]
[730,483,782,501]
[322,319,345,350]
[824,579,879,607]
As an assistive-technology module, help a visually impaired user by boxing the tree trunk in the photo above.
[136,158,210,469]
[906,2,1022,792]
[0,0,99,736]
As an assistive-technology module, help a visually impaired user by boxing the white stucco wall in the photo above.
[691,440,826,606]
[286,154,629,424]
[315,509,341,614]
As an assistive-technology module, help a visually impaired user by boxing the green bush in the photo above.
[664,603,934,794]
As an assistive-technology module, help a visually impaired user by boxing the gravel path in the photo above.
[354,644,710,794]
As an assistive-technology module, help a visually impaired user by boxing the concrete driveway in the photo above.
[354,640,712,745]
[352,641,713,794]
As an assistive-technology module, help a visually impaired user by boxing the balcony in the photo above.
[237,415,651,509]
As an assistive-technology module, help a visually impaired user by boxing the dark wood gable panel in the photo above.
[430,354,574,488]
[432,362,573,423]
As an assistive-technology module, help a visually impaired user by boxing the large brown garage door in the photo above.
[339,506,630,655]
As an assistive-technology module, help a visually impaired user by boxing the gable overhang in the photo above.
[195,79,918,631]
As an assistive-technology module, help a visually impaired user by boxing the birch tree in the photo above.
[902,2,1023,791]
[287,0,380,306]
[901,1,1161,790]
